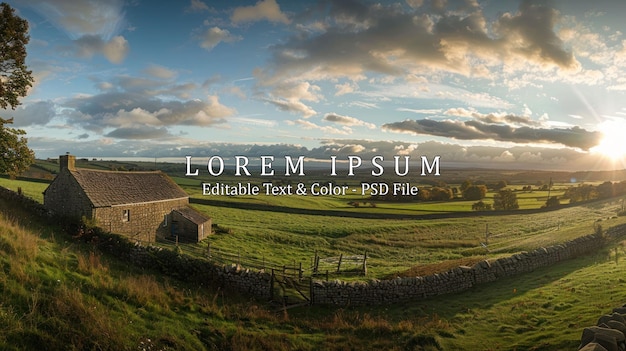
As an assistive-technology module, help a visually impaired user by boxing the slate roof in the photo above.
[69,169,188,207]
[173,207,210,225]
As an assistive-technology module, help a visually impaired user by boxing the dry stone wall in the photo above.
[310,229,625,306]
[579,306,626,351]
[117,242,274,299]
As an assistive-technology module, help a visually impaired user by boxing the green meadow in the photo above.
[0,182,625,350]
[1,169,623,279]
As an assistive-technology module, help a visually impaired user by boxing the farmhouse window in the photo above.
[163,214,168,227]
[122,209,130,222]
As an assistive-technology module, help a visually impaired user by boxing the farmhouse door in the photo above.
[171,221,178,237]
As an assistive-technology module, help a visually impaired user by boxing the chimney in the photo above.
[59,153,76,172]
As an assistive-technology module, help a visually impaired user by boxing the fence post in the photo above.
[299,262,303,280]
[207,241,211,258]
[270,269,275,301]
[309,278,314,305]
[362,251,368,276]
[337,253,343,273]
[314,254,320,273]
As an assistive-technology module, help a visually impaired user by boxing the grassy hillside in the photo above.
[2,194,626,350]
[3,162,626,349]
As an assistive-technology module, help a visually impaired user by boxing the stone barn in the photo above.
[43,154,211,243]
[171,207,209,242]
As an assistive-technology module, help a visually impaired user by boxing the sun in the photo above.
[592,120,626,160]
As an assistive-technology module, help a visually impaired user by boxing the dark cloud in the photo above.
[260,0,576,86]
[74,35,129,64]
[3,101,56,127]
[382,119,602,150]
[495,0,575,68]
[323,113,376,129]
[444,108,541,126]
[64,90,234,132]
[105,127,170,140]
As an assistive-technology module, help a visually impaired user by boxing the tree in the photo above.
[460,179,472,192]
[0,3,35,176]
[471,201,492,211]
[492,180,507,191]
[543,196,560,208]
[462,184,487,201]
[0,118,33,177]
[493,189,519,211]
[429,187,453,201]
[597,181,615,199]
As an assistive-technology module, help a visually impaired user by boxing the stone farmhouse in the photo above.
[43,154,210,243]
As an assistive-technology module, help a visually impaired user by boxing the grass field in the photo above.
[2,163,626,349]
[3,175,625,279]
[1,195,625,349]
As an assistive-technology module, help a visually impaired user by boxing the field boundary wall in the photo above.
[310,226,626,305]
[2,185,625,307]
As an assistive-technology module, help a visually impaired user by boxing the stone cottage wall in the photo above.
[43,170,93,219]
[93,198,189,242]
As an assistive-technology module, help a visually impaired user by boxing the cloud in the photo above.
[74,35,129,64]
[23,0,126,39]
[382,119,602,150]
[60,73,237,136]
[186,0,210,13]
[494,0,576,69]
[231,0,290,25]
[2,100,56,127]
[444,107,541,126]
[257,0,578,92]
[24,0,129,63]
[143,64,177,80]
[287,119,351,135]
[397,108,442,114]
[262,81,321,118]
[265,98,317,118]
[323,113,376,129]
[198,27,242,51]
[105,126,171,140]
[335,82,357,96]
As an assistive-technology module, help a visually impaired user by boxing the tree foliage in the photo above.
[0,118,34,177]
[0,3,33,110]
[462,184,487,201]
[493,189,519,211]
[471,200,492,211]
[542,196,560,209]
[0,2,34,176]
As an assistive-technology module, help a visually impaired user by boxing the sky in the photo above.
[4,0,626,171]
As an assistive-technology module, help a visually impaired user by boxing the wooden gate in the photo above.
[270,266,311,308]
